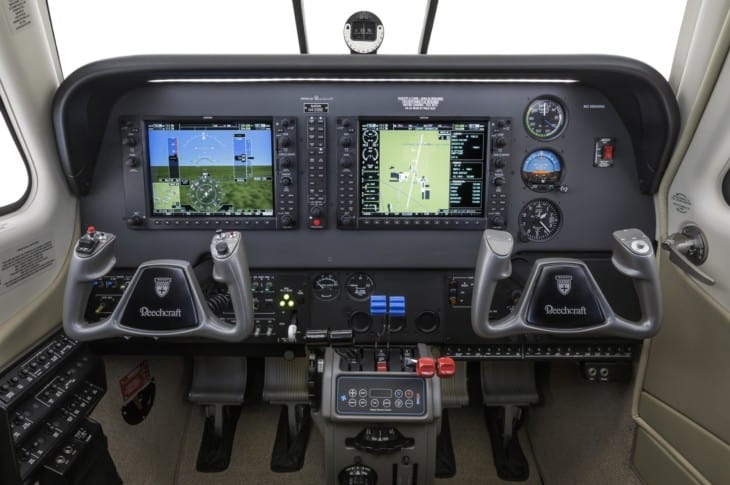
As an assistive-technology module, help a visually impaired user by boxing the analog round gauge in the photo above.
[518,199,562,242]
[362,147,379,162]
[362,129,378,144]
[346,272,375,301]
[190,172,223,212]
[521,150,563,192]
[525,98,566,140]
[312,273,340,301]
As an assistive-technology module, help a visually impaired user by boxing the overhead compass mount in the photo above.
[344,11,384,55]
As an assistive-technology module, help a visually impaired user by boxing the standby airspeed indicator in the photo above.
[525,97,566,140]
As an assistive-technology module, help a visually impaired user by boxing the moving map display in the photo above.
[147,120,274,217]
[359,121,487,218]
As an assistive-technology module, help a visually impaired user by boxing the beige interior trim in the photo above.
[657,6,730,234]
[634,415,711,485]
[639,391,729,484]
[0,213,78,364]
[634,428,702,485]
[635,0,730,450]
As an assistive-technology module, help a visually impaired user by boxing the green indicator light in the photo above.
[279,300,286,307]
[283,294,291,301]
[288,300,295,308]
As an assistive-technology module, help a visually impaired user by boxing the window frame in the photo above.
[0,99,32,215]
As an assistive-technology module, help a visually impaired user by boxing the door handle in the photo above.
[661,225,715,286]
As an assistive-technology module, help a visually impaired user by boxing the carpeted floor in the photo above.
[93,358,642,484]
[175,404,542,485]
[526,362,642,485]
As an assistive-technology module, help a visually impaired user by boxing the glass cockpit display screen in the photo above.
[359,120,487,218]
[147,120,274,217]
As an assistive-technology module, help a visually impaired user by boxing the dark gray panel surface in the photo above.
[82,82,653,269]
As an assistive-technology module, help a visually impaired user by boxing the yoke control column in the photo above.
[63,229,254,342]
[471,228,662,338]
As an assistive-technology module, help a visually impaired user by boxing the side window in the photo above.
[0,104,30,212]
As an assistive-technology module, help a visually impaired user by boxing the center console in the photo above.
[315,345,446,485]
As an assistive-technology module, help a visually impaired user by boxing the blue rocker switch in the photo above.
[389,296,406,317]
[370,295,387,316]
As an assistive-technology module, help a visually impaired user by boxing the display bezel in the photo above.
[133,116,281,229]
[356,118,490,227]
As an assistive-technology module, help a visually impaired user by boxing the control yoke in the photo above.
[63,229,255,342]
[471,228,662,339]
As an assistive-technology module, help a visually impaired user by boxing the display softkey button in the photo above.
[370,399,379,407]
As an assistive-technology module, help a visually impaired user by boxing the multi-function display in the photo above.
[147,120,274,217]
[359,120,487,218]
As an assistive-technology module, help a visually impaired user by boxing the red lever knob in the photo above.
[437,357,456,378]
[416,357,436,378]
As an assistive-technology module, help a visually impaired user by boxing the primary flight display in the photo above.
[147,120,274,217]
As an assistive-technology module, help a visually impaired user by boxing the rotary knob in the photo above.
[281,215,294,227]
[278,136,292,149]
[340,135,352,148]
[490,214,506,227]
[126,215,143,226]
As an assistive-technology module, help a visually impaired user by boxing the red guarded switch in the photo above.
[416,357,436,378]
[376,361,388,372]
[437,357,456,378]
[601,143,614,161]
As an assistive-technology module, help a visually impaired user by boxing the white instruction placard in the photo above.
[4,0,32,33]
[0,237,56,295]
